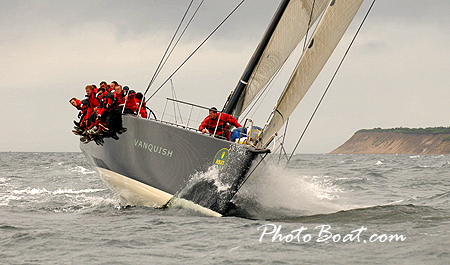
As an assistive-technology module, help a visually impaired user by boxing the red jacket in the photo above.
[97,91,115,116]
[85,89,100,121]
[135,98,148,118]
[199,112,241,140]
[115,90,136,112]
[114,90,125,106]
[79,99,90,124]
[124,91,136,111]
[74,99,83,110]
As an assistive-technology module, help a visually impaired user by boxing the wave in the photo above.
[11,187,106,195]
[271,204,450,224]
[1,186,117,213]
[398,190,450,208]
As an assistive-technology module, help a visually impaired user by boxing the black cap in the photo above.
[209,107,217,113]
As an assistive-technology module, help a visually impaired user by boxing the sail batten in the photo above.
[261,0,365,147]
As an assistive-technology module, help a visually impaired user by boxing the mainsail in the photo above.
[224,0,329,117]
[260,0,364,148]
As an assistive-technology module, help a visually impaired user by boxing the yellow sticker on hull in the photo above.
[213,148,229,170]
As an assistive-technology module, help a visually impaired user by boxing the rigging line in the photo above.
[139,1,202,116]
[302,0,317,51]
[246,53,292,120]
[146,0,247,102]
[170,79,178,123]
[239,63,283,123]
[150,0,206,91]
[229,152,270,201]
[243,70,277,119]
[143,0,194,97]
[170,79,184,124]
[279,118,289,162]
[276,0,309,157]
[288,0,377,162]
[262,135,288,161]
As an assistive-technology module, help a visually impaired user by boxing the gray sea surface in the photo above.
[1,152,449,264]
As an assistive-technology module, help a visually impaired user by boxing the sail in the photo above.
[225,0,329,117]
[260,0,364,147]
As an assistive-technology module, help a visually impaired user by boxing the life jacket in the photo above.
[124,90,137,112]
[97,91,115,116]
[114,90,125,108]
[88,89,100,108]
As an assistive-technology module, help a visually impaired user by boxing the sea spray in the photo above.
[234,160,355,219]
[176,166,230,213]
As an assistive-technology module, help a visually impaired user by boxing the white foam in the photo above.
[240,162,353,216]
[12,187,105,195]
[184,166,230,192]
[69,166,96,175]
[0,195,21,205]
[52,188,106,194]
[12,187,49,195]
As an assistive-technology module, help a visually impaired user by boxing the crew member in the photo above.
[199,107,241,141]
[135,92,148,118]
[83,85,100,128]
[99,81,112,93]
[109,84,128,133]
[95,87,115,133]
[69,97,82,110]
[69,97,85,129]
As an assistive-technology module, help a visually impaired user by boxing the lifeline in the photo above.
[134,139,173,157]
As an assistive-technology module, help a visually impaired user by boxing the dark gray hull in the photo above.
[80,115,265,215]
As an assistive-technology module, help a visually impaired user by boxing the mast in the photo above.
[223,0,291,116]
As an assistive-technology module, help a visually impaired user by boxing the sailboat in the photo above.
[79,0,368,216]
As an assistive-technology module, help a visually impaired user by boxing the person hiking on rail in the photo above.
[199,107,241,141]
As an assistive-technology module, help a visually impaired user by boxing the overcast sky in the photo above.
[1,0,449,153]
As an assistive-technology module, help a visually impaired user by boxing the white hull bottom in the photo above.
[95,167,222,217]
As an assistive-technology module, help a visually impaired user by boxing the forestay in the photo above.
[230,0,329,117]
[260,0,364,148]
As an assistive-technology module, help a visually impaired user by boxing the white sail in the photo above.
[236,0,329,117]
[261,0,364,147]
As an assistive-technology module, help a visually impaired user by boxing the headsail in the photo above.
[260,0,364,148]
[223,0,329,117]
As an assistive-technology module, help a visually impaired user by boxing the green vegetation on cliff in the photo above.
[358,127,450,135]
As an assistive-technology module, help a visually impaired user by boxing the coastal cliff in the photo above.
[330,127,450,155]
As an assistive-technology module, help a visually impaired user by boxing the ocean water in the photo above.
[1,152,449,264]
